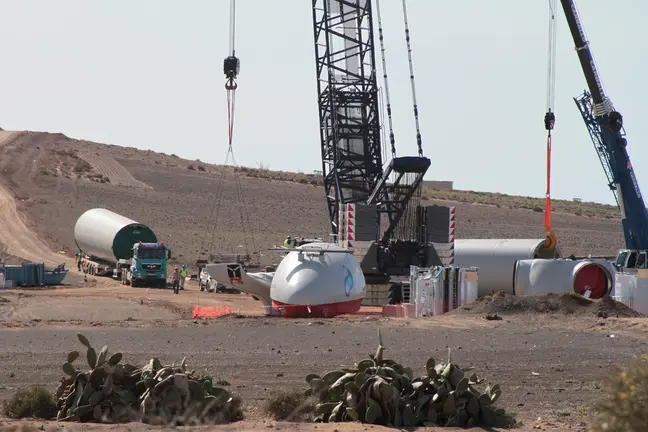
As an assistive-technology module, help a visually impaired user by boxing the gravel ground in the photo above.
[0,316,644,430]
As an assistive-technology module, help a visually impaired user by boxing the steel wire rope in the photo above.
[401,0,423,157]
[224,67,259,262]
[375,0,397,159]
[543,0,558,251]
[205,150,234,258]
[206,80,253,259]
[225,148,259,263]
[212,0,260,264]
[220,91,252,258]
[229,0,236,57]
[546,0,558,116]
[203,0,259,261]
[394,0,425,241]
[198,145,231,259]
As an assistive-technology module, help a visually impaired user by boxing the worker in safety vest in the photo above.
[172,266,180,294]
[179,265,187,290]
[283,236,293,248]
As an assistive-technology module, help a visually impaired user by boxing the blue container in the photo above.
[1,263,66,287]
[44,268,68,285]
[1,263,45,286]
[3,265,24,286]
[23,263,45,286]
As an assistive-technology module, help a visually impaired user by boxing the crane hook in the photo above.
[225,79,238,91]
[544,111,555,131]
[224,55,240,91]
[543,231,557,251]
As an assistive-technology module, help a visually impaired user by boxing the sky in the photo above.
[0,1,646,206]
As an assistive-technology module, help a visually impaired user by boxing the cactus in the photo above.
[303,328,509,428]
[107,352,122,366]
[77,333,90,347]
[55,332,242,426]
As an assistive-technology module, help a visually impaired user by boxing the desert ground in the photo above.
[0,130,642,431]
[0,281,646,432]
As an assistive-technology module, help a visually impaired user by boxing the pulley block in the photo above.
[608,111,623,133]
[224,55,240,80]
[544,111,555,131]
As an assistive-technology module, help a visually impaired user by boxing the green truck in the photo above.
[74,208,171,288]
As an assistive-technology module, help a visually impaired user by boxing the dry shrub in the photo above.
[262,389,314,421]
[590,354,648,431]
[215,378,231,386]
[2,386,57,419]
[73,159,92,173]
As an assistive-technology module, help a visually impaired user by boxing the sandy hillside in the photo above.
[0,130,624,270]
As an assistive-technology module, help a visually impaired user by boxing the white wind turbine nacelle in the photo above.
[205,242,366,317]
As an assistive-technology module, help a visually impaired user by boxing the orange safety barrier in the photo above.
[382,303,417,318]
[192,306,233,319]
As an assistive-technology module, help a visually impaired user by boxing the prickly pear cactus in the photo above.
[302,329,508,428]
[55,333,243,425]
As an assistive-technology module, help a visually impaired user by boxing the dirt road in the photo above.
[0,183,69,266]
[0,131,72,266]
[0,286,264,327]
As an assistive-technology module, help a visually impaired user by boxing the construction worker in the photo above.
[283,236,293,248]
[180,264,187,290]
[172,266,180,294]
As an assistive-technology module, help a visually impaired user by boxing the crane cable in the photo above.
[543,0,558,252]
[224,0,239,151]
[200,0,259,264]
[375,0,397,159]
[223,0,259,261]
[401,0,423,157]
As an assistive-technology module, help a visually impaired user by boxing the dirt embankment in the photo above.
[0,132,72,266]
[454,291,642,318]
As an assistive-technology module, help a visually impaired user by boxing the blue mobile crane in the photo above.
[560,0,648,271]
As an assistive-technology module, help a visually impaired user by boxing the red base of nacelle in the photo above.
[272,298,363,318]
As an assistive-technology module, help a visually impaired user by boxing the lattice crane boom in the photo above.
[311,0,430,245]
